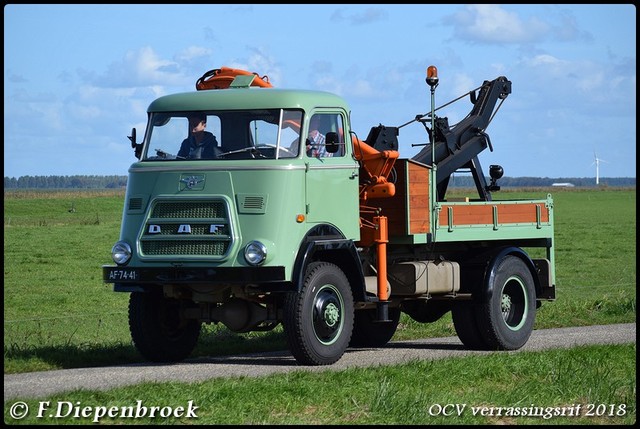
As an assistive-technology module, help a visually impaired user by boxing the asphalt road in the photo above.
[4,323,635,402]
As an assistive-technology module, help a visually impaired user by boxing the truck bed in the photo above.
[376,159,554,245]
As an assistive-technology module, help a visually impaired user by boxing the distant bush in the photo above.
[4,175,128,189]
[4,174,635,190]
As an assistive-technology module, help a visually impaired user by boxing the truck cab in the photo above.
[118,88,360,278]
[105,81,367,365]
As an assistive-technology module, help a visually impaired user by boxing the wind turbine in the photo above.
[591,152,609,185]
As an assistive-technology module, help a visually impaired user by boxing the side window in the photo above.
[306,113,346,158]
[327,114,346,157]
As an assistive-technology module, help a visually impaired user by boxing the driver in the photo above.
[177,113,220,159]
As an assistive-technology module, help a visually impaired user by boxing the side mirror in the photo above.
[128,127,142,159]
[128,127,137,148]
[325,131,340,154]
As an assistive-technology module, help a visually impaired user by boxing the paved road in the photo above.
[4,323,635,401]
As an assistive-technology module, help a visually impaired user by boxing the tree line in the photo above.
[448,175,635,188]
[4,175,127,189]
[3,174,635,190]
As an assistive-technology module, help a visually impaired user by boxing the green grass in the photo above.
[3,188,636,373]
[4,344,635,425]
[3,188,636,425]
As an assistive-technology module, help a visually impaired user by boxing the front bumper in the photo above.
[103,265,287,289]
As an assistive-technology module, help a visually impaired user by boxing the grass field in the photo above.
[4,343,636,425]
[3,187,636,424]
[3,188,636,373]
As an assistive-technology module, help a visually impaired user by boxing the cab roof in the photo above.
[147,88,350,113]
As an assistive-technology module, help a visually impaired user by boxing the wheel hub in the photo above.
[501,294,512,321]
[313,286,343,343]
[323,303,339,327]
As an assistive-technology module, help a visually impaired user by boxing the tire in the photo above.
[476,255,536,350]
[128,291,201,363]
[282,262,354,365]
[451,302,489,350]
[349,307,400,348]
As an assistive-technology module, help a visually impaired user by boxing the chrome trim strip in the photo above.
[129,164,305,173]
[129,163,357,173]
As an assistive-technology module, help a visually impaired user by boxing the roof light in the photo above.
[426,65,439,87]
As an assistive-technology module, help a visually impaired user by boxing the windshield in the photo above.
[143,109,302,161]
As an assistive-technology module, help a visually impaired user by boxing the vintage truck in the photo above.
[103,66,555,365]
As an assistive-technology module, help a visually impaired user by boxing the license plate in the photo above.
[107,268,139,281]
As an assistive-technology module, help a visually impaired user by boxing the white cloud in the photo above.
[176,46,212,63]
[448,4,553,45]
[330,7,388,25]
[91,47,191,88]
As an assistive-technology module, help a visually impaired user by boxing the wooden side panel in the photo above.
[438,202,550,226]
[407,161,430,234]
[368,159,432,237]
[439,204,493,225]
[500,203,550,223]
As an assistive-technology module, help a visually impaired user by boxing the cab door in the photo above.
[304,112,360,239]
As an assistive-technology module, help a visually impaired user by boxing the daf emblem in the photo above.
[180,175,205,190]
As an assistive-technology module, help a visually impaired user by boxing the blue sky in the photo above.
[4,4,636,179]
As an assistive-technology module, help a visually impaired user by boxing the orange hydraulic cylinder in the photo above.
[374,216,389,301]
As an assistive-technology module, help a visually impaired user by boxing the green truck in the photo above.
[103,66,555,365]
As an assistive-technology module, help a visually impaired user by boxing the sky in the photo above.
[4,4,636,179]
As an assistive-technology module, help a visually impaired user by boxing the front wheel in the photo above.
[128,291,201,362]
[282,262,354,365]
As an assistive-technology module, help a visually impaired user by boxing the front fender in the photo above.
[291,224,367,301]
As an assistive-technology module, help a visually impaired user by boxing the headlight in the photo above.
[111,241,132,265]
[244,241,267,266]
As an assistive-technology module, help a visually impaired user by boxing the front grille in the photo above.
[151,201,226,218]
[140,199,232,258]
[143,240,229,256]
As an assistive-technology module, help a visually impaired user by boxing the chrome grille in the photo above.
[140,199,232,258]
[143,240,229,256]
[151,201,226,218]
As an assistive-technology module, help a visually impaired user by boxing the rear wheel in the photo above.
[452,301,488,350]
[478,255,536,350]
[454,255,536,351]
[129,291,201,362]
[283,262,354,365]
